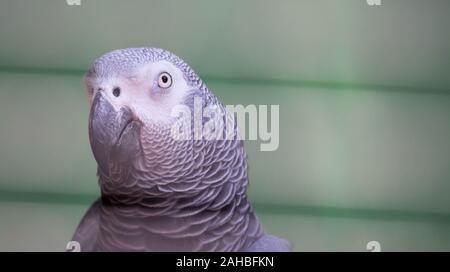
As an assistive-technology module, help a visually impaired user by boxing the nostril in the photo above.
[112,87,121,97]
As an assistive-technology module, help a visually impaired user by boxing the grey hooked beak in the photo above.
[88,91,142,176]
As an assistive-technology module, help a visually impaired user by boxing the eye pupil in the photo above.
[112,87,121,97]
[158,72,172,88]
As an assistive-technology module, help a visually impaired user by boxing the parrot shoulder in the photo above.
[70,199,101,252]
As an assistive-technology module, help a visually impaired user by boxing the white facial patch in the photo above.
[86,60,193,126]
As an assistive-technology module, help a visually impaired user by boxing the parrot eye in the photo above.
[158,72,172,89]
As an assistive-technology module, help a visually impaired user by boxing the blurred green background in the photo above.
[0,0,450,251]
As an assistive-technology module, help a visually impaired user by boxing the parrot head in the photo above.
[84,48,208,185]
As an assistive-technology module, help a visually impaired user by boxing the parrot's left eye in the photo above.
[158,72,172,89]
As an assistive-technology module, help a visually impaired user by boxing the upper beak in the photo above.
[88,91,142,176]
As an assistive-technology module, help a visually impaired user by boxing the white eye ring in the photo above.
[158,72,172,88]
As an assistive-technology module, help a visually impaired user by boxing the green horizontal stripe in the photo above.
[0,66,449,95]
[0,189,449,224]
[0,190,97,205]
[252,203,450,224]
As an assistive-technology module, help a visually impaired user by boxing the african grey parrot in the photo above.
[71,47,291,252]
